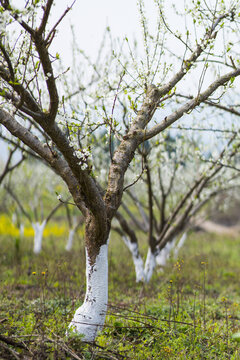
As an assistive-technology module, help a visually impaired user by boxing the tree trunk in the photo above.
[68,242,108,342]
[156,237,176,267]
[32,220,46,254]
[122,235,145,282]
[156,247,169,267]
[19,224,24,238]
[173,232,187,259]
[65,228,75,251]
[144,247,157,283]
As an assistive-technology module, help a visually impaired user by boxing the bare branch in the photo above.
[4,185,32,223]
[0,146,25,184]
[45,1,77,45]
[175,93,240,117]
[145,67,240,140]
[115,211,139,246]
[37,0,55,35]
[0,109,88,216]
[121,202,147,233]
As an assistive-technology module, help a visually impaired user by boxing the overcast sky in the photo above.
[11,0,157,62]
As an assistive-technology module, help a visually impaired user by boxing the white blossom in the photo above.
[81,163,88,170]
[74,150,83,159]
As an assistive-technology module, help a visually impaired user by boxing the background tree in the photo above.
[65,203,83,251]
[115,130,240,282]
[3,161,65,253]
[0,144,25,185]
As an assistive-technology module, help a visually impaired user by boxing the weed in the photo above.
[1,231,240,358]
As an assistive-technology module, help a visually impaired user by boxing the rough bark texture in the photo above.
[85,213,109,265]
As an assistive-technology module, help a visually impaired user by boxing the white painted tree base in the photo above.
[32,220,46,254]
[65,228,75,251]
[173,232,187,259]
[68,243,108,342]
[144,248,156,283]
[156,247,168,267]
[156,237,177,268]
[122,236,145,282]
[19,223,24,238]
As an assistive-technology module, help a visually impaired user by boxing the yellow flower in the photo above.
[32,272,36,275]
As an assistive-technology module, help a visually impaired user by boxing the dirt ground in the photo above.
[196,220,240,237]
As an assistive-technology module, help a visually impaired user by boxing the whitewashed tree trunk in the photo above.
[12,213,17,224]
[19,223,24,238]
[68,243,108,342]
[122,235,145,282]
[156,237,177,266]
[173,232,187,259]
[167,237,177,253]
[65,228,75,251]
[32,220,47,254]
[156,247,169,267]
[144,248,156,283]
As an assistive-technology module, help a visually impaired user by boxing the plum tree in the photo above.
[0,0,240,341]
[4,161,65,253]
[115,131,240,282]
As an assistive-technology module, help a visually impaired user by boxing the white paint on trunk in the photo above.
[156,237,177,267]
[32,220,46,254]
[19,223,24,238]
[68,243,108,342]
[122,235,145,282]
[173,232,187,258]
[156,247,168,267]
[167,237,177,252]
[65,228,75,251]
[144,248,156,283]
[12,213,17,224]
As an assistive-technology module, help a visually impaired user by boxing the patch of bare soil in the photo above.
[196,220,240,237]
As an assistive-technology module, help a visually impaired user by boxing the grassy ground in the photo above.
[1,229,240,359]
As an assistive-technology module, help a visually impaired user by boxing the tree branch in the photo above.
[145,67,240,140]
[0,146,25,184]
[0,109,88,216]
[37,0,54,35]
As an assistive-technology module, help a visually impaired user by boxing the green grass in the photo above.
[1,230,240,359]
